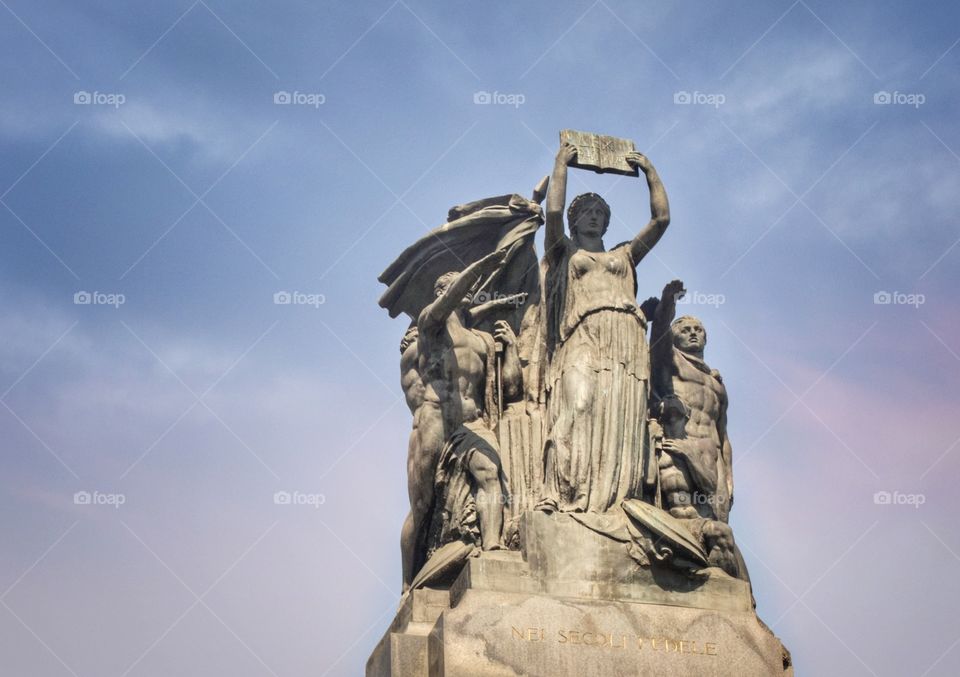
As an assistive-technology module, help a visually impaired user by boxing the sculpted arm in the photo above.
[650,279,685,396]
[625,152,670,265]
[545,143,576,261]
[717,399,734,520]
[493,321,523,403]
[419,249,509,335]
[662,438,719,495]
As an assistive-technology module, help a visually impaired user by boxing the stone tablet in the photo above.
[559,129,639,176]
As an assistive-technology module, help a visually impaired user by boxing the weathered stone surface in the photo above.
[372,132,793,674]
[368,569,790,676]
[366,512,791,676]
[519,511,751,612]
[367,589,448,676]
[445,513,751,613]
[433,589,790,677]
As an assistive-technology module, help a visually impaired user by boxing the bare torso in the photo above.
[420,312,489,430]
[659,351,726,519]
[400,340,425,416]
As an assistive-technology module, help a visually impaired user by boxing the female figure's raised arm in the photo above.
[545,142,577,262]
[625,151,670,265]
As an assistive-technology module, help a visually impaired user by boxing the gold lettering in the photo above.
[557,630,567,644]
[511,627,524,641]
[705,642,718,656]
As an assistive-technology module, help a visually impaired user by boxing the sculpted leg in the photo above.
[400,426,423,589]
[400,511,415,591]
[406,412,444,582]
[538,365,595,512]
[469,448,504,550]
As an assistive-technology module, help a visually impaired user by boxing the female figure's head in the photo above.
[567,192,611,245]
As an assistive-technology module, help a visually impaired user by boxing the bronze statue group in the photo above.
[380,141,748,593]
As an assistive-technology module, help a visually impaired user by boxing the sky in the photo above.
[1,1,959,675]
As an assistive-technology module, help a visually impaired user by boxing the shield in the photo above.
[621,499,709,565]
[409,539,475,590]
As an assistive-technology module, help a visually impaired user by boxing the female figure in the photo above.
[538,142,670,513]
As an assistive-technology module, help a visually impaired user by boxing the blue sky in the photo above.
[1,1,959,675]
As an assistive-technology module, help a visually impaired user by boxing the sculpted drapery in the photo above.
[377,133,760,587]
[537,140,670,515]
[539,242,652,513]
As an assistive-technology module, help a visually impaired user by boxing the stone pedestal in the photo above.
[367,512,792,676]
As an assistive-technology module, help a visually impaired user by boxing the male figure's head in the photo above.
[434,271,474,308]
[434,271,458,297]
[672,315,706,358]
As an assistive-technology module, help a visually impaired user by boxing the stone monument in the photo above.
[369,130,793,676]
